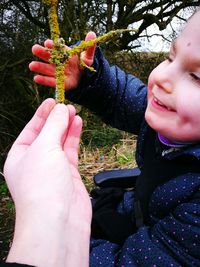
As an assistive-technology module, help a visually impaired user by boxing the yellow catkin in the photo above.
[42,0,57,6]
[55,64,65,103]
[42,0,60,41]
[42,0,65,103]
[66,29,137,71]
[42,0,137,103]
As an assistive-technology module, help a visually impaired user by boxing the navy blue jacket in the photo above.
[67,48,200,267]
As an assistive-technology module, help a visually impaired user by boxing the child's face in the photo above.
[145,11,200,142]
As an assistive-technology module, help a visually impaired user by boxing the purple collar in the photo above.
[158,133,194,148]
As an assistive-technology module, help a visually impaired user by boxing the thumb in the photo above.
[9,98,56,154]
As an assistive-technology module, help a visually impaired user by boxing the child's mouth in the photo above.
[152,97,174,111]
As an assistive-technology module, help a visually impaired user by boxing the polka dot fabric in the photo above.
[90,175,200,267]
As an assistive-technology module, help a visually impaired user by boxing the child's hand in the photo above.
[29,32,96,90]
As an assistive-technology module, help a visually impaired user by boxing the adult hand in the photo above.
[4,98,91,267]
[29,32,96,90]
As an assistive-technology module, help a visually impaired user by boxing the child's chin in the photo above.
[144,108,154,125]
[145,110,161,132]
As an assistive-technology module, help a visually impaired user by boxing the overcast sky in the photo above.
[134,8,195,52]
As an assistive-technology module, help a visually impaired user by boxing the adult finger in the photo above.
[11,99,56,151]
[64,115,83,167]
[66,104,77,126]
[59,104,77,146]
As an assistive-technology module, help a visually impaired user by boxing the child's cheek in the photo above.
[176,99,197,123]
[147,74,154,98]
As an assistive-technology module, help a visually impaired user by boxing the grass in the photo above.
[80,130,137,191]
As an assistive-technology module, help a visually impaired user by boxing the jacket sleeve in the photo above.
[66,47,147,134]
[90,178,200,267]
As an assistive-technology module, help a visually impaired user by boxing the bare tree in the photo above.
[7,0,199,51]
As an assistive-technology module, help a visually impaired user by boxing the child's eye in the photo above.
[166,55,173,62]
[190,73,200,80]
[190,73,200,83]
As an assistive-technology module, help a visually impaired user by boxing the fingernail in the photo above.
[54,103,68,112]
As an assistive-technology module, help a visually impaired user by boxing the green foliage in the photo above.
[116,152,134,165]
[0,180,8,196]
[82,128,122,147]
[6,201,14,211]
[81,110,122,147]
[108,51,167,84]
[0,179,14,210]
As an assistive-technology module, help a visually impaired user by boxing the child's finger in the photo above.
[44,39,54,49]
[33,75,75,90]
[32,44,51,62]
[29,61,55,77]
[85,31,96,41]
[33,75,56,88]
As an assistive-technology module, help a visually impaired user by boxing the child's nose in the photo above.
[158,83,173,94]
[153,64,175,94]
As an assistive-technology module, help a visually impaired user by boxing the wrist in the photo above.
[7,207,91,267]
[7,209,69,267]
[65,220,91,267]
